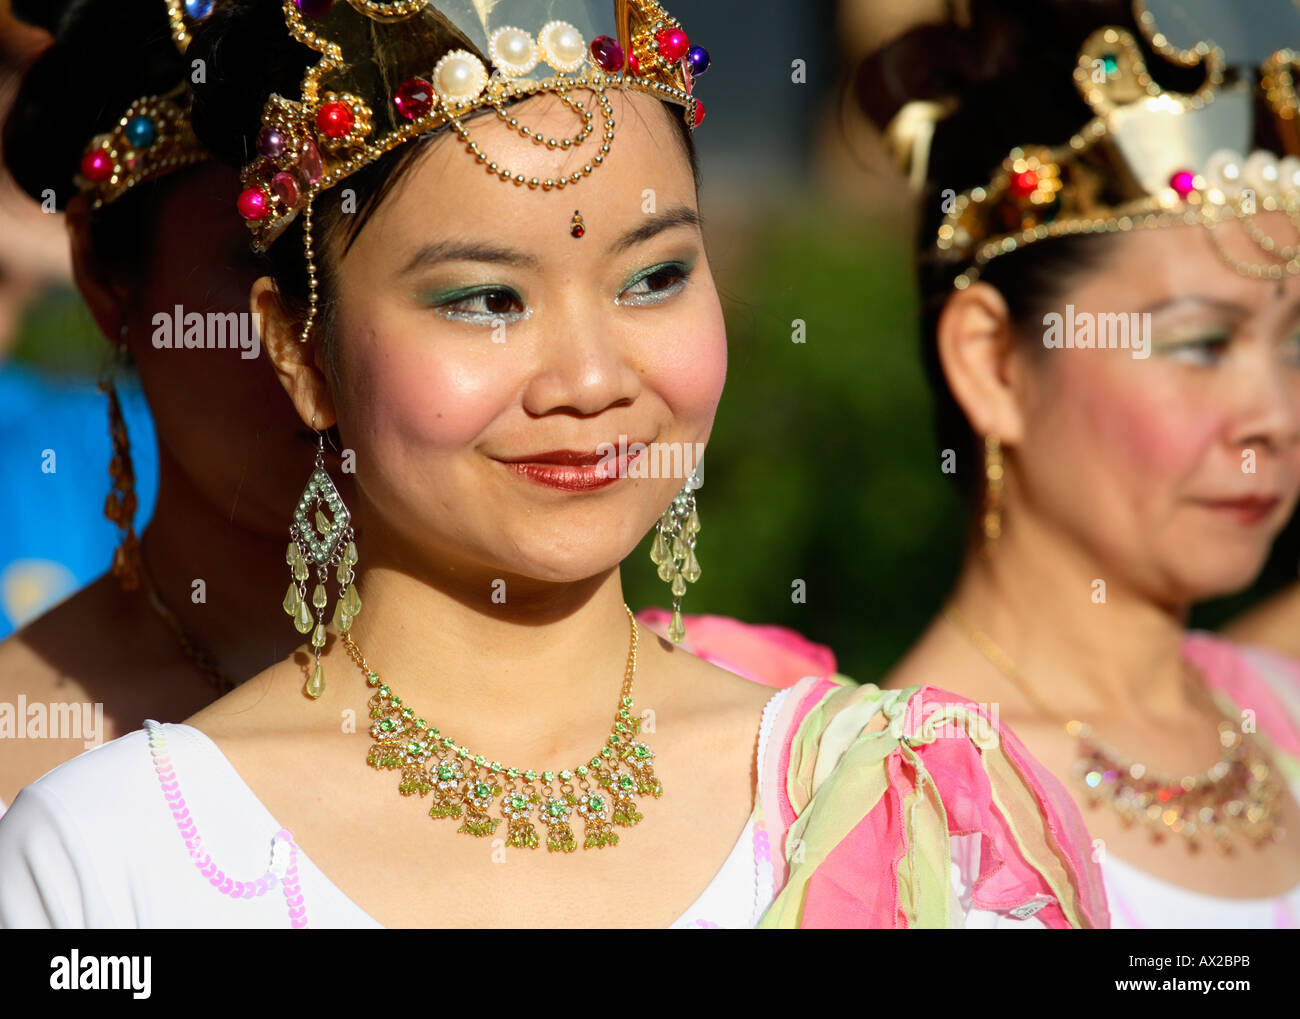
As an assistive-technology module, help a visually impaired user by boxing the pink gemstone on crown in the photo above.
[237,187,269,220]
[590,35,625,73]
[81,148,113,182]
[655,27,689,62]
[271,171,300,207]
[297,140,323,185]
[1169,169,1196,197]
[627,52,641,76]
[394,77,434,121]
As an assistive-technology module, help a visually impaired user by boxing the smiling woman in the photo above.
[0,0,1106,930]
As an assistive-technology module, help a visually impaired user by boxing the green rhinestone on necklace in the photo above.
[342,603,661,853]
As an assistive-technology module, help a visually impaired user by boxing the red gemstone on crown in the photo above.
[590,35,625,73]
[1009,170,1038,197]
[627,53,641,76]
[237,187,270,220]
[655,28,689,62]
[316,101,354,139]
[1169,169,1196,197]
[394,78,434,121]
[81,147,113,183]
[693,98,706,128]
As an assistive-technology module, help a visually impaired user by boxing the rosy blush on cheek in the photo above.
[638,301,727,426]
[1056,354,1220,489]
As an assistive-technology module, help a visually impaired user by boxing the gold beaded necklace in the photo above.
[340,603,662,853]
[943,604,1284,852]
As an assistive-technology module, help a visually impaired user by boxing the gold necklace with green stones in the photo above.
[341,603,662,853]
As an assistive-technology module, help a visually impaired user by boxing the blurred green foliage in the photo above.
[624,200,966,684]
[10,286,104,375]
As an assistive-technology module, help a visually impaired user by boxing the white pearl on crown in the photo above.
[1242,150,1281,198]
[489,26,538,77]
[1203,148,1243,198]
[539,20,586,73]
[1279,156,1300,192]
[433,50,488,103]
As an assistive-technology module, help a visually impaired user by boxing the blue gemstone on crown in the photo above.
[124,115,157,149]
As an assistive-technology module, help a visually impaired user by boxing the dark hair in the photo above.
[3,0,192,286]
[855,0,1205,494]
[188,1,701,378]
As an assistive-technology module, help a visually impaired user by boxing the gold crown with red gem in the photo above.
[909,0,1300,288]
[235,0,709,251]
[73,1,222,207]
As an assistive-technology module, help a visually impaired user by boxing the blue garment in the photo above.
[0,361,158,636]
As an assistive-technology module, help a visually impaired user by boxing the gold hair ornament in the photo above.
[232,1,710,344]
[922,1,1300,288]
[74,1,223,208]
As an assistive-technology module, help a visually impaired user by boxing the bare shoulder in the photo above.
[184,652,307,739]
[640,630,779,735]
[0,578,158,802]
[0,575,128,696]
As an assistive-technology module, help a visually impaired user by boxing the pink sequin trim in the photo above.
[146,720,308,929]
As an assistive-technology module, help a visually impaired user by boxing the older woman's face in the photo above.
[1008,215,1300,602]
[321,91,725,588]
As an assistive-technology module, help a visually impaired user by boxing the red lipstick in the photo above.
[495,443,646,492]
[1198,496,1281,526]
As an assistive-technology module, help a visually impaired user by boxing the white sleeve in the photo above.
[0,783,116,928]
[948,832,1049,929]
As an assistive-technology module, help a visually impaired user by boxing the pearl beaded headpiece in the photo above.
[914,0,1300,288]
[234,0,709,341]
[74,1,222,208]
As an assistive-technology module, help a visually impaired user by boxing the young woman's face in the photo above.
[1010,214,1300,602]
[320,91,725,589]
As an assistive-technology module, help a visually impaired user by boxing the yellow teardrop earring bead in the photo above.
[286,433,358,700]
[649,462,703,644]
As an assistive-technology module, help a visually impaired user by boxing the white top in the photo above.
[0,689,793,929]
[0,682,1072,929]
[1099,781,1300,929]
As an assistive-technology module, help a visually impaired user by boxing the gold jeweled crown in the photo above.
[234,0,708,249]
[916,0,1300,288]
[73,1,222,207]
[232,1,710,343]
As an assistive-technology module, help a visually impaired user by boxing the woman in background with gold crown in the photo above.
[0,0,1106,928]
[0,0,365,812]
[858,0,1300,926]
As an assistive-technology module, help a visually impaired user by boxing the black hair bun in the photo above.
[3,0,185,205]
[9,0,77,35]
[188,1,324,169]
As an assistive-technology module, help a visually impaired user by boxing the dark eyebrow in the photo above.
[1138,295,1250,319]
[397,240,542,276]
[608,204,702,255]
[395,205,701,276]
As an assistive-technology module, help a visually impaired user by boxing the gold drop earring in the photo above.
[649,462,702,643]
[982,433,1004,554]
[283,426,360,698]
